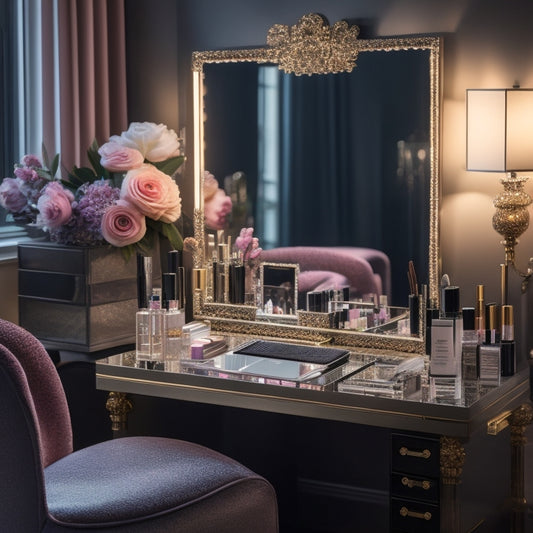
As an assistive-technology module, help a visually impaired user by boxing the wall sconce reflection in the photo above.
[466,87,533,295]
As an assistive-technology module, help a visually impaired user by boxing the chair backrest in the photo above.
[0,342,50,530]
[0,319,73,466]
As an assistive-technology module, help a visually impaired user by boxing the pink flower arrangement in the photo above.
[235,227,262,262]
[0,122,184,257]
[203,171,232,230]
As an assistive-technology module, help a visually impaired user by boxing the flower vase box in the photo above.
[18,242,160,354]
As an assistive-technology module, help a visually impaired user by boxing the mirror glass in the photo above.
[203,53,429,308]
[192,18,441,352]
[260,263,299,320]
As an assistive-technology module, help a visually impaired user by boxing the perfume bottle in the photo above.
[162,273,185,367]
[148,288,164,362]
[429,285,462,401]
[136,255,153,361]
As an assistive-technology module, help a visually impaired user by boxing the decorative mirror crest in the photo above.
[266,13,360,76]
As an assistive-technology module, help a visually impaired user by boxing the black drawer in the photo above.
[390,472,439,504]
[391,496,440,533]
[391,433,440,477]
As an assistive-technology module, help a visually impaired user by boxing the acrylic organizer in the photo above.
[338,355,426,399]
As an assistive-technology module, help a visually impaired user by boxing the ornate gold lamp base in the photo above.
[492,173,533,294]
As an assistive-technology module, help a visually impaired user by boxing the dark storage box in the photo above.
[18,242,143,353]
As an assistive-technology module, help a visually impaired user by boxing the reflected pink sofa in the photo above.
[261,246,391,301]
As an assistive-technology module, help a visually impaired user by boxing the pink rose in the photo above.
[0,178,27,212]
[20,154,42,168]
[203,171,219,201]
[98,142,144,172]
[14,166,40,183]
[36,182,74,229]
[101,200,146,247]
[120,164,181,223]
[204,189,232,230]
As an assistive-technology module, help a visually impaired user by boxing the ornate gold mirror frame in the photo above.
[191,14,441,353]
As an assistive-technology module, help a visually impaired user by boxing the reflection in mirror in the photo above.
[192,17,441,353]
[203,50,430,308]
[259,263,299,320]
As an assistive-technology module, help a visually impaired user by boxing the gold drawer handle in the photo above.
[401,476,431,490]
[400,506,432,521]
[399,446,431,459]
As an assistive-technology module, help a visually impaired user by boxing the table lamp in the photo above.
[466,87,533,295]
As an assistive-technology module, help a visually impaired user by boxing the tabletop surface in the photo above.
[96,348,530,439]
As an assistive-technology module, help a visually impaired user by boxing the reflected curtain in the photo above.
[42,0,127,171]
[277,51,430,304]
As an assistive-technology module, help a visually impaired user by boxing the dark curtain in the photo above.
[277,50,430,304]
[202,51,430,305]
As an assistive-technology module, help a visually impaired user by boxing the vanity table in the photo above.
[96,349,531,533]
[94,13,531,533]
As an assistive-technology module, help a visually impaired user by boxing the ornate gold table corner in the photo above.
[105,392,133,432]
[439,436,466,533]
[509,403,533,533]
[486,402,533,533]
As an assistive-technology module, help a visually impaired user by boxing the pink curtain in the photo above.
[50,0,128,172]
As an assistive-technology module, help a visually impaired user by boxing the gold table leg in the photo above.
[105,391,133,432]
[509,403,533,533]
[440,436,466,533]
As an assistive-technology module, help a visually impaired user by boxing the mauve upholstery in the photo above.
[0,319,278,532]
[0,317,73,467]
[298,270,350,293]
[261,246,391,299]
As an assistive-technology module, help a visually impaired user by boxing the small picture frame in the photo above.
[260,262,299,316]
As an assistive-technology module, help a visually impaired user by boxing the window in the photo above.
[257,66,282,249]
[0,0,59,256]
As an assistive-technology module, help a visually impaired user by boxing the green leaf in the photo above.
[61,178,79,192]
[120,244,136,262]
[71,166,99,183]
[41,143,51,170]
[49,153,60,179]
[87,139,109,180]
[160,221,183,250]
[144,218,183,251]
[151,155,185,176]
[36,168,53,180]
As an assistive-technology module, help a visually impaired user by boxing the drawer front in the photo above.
[390,472,439,503]
[391,497,440,533]
[391,433,440,477]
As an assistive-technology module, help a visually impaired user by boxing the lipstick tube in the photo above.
[475,284,485,343]
[500,304,515,377]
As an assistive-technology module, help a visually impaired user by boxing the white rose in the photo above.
[110,122,181,162]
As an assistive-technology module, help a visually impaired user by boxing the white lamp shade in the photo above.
[466,88,533,172]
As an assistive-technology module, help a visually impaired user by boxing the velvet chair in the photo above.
[0,318,278,532]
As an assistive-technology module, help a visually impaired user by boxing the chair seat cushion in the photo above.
[45,436,267,527]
